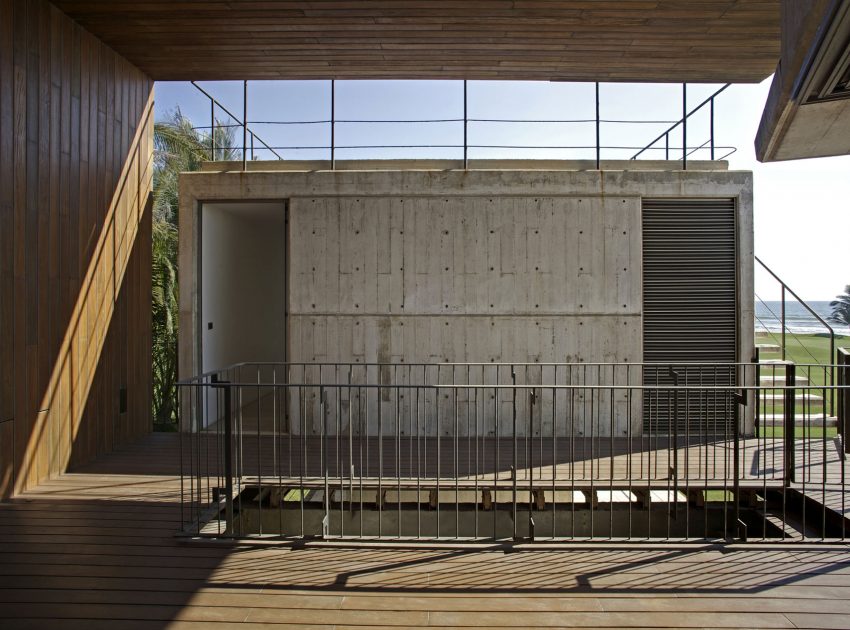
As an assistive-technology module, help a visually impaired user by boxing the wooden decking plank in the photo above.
[0,588,345,609]
[422,609,798,628]
[0,552,227,571]
[782,612,850,629]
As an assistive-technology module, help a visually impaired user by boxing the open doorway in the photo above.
[200,201,288,376]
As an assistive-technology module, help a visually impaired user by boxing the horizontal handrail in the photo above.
[181,360,754,384]
[179,381,841,392]
[196,144,736,153]
[242,117,682,125]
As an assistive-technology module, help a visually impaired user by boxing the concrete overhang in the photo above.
[51,1,779,83]
[756,1,850,161]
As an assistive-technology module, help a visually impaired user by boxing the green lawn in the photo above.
[756,426,838,439]
[755,331,846,375]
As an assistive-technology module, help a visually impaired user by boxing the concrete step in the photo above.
[758,414,837,427]
[759,375,810,384]
[759,393,824,402]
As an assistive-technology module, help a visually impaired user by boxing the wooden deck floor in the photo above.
[2,432,850,629]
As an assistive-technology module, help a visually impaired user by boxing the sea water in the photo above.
[755,300,846,334]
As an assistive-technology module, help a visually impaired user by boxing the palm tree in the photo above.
[828,285,850,328]
[151,109,236,425]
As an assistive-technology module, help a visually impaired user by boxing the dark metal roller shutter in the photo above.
[642,198,737,434]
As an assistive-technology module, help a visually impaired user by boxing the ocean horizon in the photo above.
[755,300,848,335]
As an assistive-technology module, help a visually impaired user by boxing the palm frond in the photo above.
[151,109,225,424]
[828,286,850,330]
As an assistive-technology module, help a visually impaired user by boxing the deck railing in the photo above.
[177,361,847,543]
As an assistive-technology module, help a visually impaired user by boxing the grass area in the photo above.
[704,490,734,502]
[756,426,838,439]
[755,331,846,374]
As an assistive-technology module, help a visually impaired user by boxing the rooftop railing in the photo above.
[188,81,736,170]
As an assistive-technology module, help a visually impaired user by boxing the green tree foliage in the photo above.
[828,285,850,328]
[152,109,236,424]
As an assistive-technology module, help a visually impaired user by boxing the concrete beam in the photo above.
[756,1,850,161]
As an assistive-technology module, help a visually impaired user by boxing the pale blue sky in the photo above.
[155,79,850,301]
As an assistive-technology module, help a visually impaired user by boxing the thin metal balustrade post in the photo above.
[330,80,335,170]
[256,370,262,537]
[378,380,383,538]
[710,96,715,160]
[781,286,786,360]
[494,366,500,541]
[595,82,600,169]
[178,383,185,530]
[528,388,535,541]
[550,380,556,540]
[210,99,215,161]
[830,333,836,416]
[396,377,401,539]
[321,386,329,538]
[734,387,746,541]
[512,367,518,540]
[681,82,687,170]
[840,349,850,456]
[337,376,343,538]
[670,368,680,506]
[463,80,468,169]
[211,376,234,536]
[455,378,460,539]
[784,362,796,485]
[754,347,761,438]
[242,80,248,171]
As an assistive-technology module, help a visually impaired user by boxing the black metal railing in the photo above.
[177,361,848,543]
[755,255,836,414]
[188,81,736,169]
[630,83,732,168]
[190,80,283,167]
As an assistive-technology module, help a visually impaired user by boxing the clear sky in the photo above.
[155,78,850,301]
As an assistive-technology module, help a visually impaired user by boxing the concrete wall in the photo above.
[201,202,287,375]
[290,195,640,367]
[179,164,754,437]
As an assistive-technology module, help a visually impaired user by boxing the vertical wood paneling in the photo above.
[0,0,13,494]
[0,0,153,499]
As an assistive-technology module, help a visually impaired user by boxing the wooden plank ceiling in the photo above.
[52,0,781,83]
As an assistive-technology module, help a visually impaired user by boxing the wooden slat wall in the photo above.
[0,0,154,499]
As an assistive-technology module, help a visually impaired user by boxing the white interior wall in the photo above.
[201,202,287,375]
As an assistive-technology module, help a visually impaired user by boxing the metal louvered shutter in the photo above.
[642,198,737,433]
